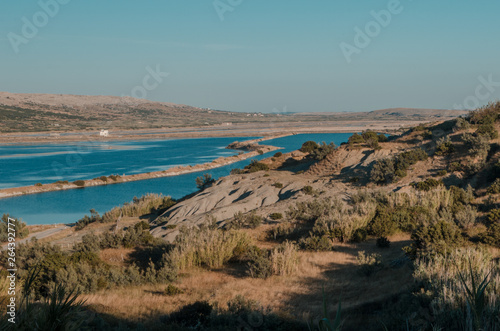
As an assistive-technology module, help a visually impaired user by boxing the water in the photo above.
[0,133,352,224]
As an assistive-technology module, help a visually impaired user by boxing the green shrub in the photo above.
[454,117,470,131]
[348,133,364,145]
[299,235,332,251]
[356,251,382,276]
[274,152,283,157]
[411,220,463,256]
[35,182,43,187]
[378,133,388,142]
[300,141,319,153]
[108,174,121,181]
[196,173,215,190]
[246,246,272,278]
[0,214,29,242]
[351,228,367,243]
[99,176,107,182]
[230,168,245,175]
[476,122,498,140]
[231,211,263,229]
[435,135,454,155]
[272,182,283,188]
[311,142,336,160]
[73,180,85,187]
[368,207,398,236]
[257,149,264,155]
[269,212,283,220]
[461,133,490,159]
[479,222,500,247]
[244,159,269,172]
[270,241,299,276]
[302,185,315,195]
[164,284,184,296]
[412,178,443,191]
[437,170,448,176]
[449,162,462,172]
[370,158,396,184]
[487,178,500,194]
[75,209,102,230]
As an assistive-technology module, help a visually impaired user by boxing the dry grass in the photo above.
[80,234,413,326]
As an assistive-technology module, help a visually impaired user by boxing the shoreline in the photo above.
[0,134,289,200]
[0,120,419,146]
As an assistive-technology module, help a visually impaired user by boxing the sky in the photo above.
[1,0,499,113]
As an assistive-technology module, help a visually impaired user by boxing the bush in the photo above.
[35,182,43,187]
[269,212,283,220]
[164,284,184,296]
[273,152,283,157]
[449,162,462,172]
[299,235,332,251]
[376,236,391,248]
[311,142,336,160]
[196,173,215,190]
[0,214,29,242]
[454,117,470,131]
[476,122,498,140]
[257,149,264,155]
[168,301,213,327]
[270,241,299,276]
[108,174,121,181]
[356,251,382,276]
[244,160,269,173]
[487,178,500,194]
[300,141,320,153]
[246,246,273,278]
[461,132,490,159]
[99,176,107,182]
[411,220,463,256]
[348,133,364,145]
[75,209,102,230]
[351,228,367,243]
[302,185,315,195]
[370,158,396,184]
[73,180,85,187]
[412,178,443,191]
[272,182,283,188]
[435,136,454,155]
[437,170,448,176]
[230,211,263,229]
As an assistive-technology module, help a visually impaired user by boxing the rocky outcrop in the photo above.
[150,173,304,241]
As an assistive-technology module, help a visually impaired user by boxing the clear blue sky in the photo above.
[1,0,499,113]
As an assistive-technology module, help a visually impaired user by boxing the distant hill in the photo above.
[0,92,468,133]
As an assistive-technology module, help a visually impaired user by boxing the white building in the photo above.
[100,129,109,137]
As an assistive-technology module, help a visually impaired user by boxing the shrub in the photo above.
[75,209,102,230]
[299,235,332,251]
[274,152,283,157]
[0,214,29,242]
[302,185,315,195]
[454,117,470,131]
[244,160,269,173]
[449,162,462,172]
[101,194,175,223]
[356,251,382,276]
[99,176,107,182]
[437,170,447,176]
[257,149,264,155]
[348,133,364,145]
[351,228,367,243]
[412,178,443,191]
[376,236,391,248]
[35,182,43,187]
[368,207,398,236]
[230,211,263,229]
[476,122,498,140]
[487,178,500,194]
[272,182,283,188]
[378,133,388,142]
[411,220,463,256]
[73,180,85,187]
[311,142,336,160]
[246,246,273,279]
[461,132,490,159]
[480,222,500,247]
[164,284,184,296]
[435,136,454,155]
[269,212,283,220]
[230,168,244,175]
[454,205,477,229]
[370,158,396,184]
[196,173,215,190]
[300,141,319,153]
[108,174,121,181]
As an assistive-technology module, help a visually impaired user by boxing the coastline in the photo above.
[0,135,289,200]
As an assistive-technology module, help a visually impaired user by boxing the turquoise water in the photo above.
[0,133,352,224]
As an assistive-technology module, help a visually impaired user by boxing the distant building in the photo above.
[100,129,109,137]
